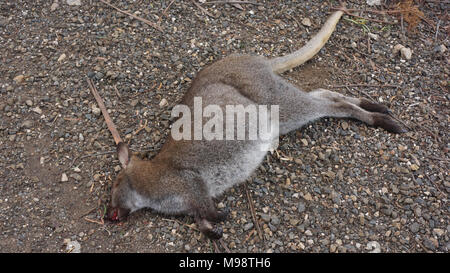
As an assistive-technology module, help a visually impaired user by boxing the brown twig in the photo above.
[347,86,377,104]
[80,150,116,159]
[242,229,256,244]
[212,240,221,253]
[133,119,148,136]
[87,78,123,145]
[98,0,163,32]
[388,112,412,131]
[415,238,433,253]
[219,238,231,253]
[427,156,449,162]
[243,183,263,241]
[347,12,394,24]
[203,1,263,6]
[331,6,395,25]
[329,83,399,89]
[190,0,216,18]
[84,216,105,225]
[113,85,121,98]
[162,0,176,17]
[79,207,98,218]
[336,8,417,15]
[161,218,200,232]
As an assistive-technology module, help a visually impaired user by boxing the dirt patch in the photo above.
[288,62,333,91]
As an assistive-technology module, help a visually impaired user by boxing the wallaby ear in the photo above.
[117,142,130,168]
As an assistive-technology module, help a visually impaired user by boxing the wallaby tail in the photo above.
[270,10,344,74]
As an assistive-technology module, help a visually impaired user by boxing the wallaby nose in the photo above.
[104,206,118,221]
[104,206,130,222]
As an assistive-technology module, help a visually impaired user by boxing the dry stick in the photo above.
[212,241,221,253]
[161,218,200,232]
[98,0,163,32]
[203,1,263,6]
[113,85,121,98]
[428,155,449,162]
[242,229,256,244]
[425,0,450,3]
[389,113,412,131]
[347,87,377,105]
[401,15,405,37]
[329,83,399,88]
[331,7,394,25]
[337,8,417,15]
[87,78,123,145]
[349,12,393,24]
[434,19,441,41]
[418,14,437,30]
[219,238,231,253]
[163,0,176,17]
[159,0,176,25]
[284,13,301,28]
[243,183,263,241]
[80,150,116,159]
[79,207,98,218]
[84,216,105,225]
[415,238,433,253]
[190,0,215,18]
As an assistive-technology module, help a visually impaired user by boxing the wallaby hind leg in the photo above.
[307,88,406,133]
[309,89,390,114]
[275,85,405,134]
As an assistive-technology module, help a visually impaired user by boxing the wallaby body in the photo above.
[106,9,405,239]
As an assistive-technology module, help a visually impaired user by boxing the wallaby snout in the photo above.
[105,206,130,222]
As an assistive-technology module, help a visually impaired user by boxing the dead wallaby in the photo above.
[100,8,406,239]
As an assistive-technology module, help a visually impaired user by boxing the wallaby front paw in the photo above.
[197,218,224,239]
[204,225,223,240]
[208,207,230,223]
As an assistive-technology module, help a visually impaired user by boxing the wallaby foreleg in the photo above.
[189,197,224,239]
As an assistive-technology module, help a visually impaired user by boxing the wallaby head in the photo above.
[106,142,133,221]
[100,5,406,240]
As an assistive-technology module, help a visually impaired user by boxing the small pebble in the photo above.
[159,98,168,107]
[366,241,381,253]
[301,18,312,27]
[61,173,68,182]
[66,0,81,6]
[58,53,66,62]
[400,47,412,60]
[92,106,101,116]
[14,75,25,84]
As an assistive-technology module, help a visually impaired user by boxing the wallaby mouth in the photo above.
[105,206,130,222]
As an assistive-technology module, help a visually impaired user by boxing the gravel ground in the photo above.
[0,0,448,253]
